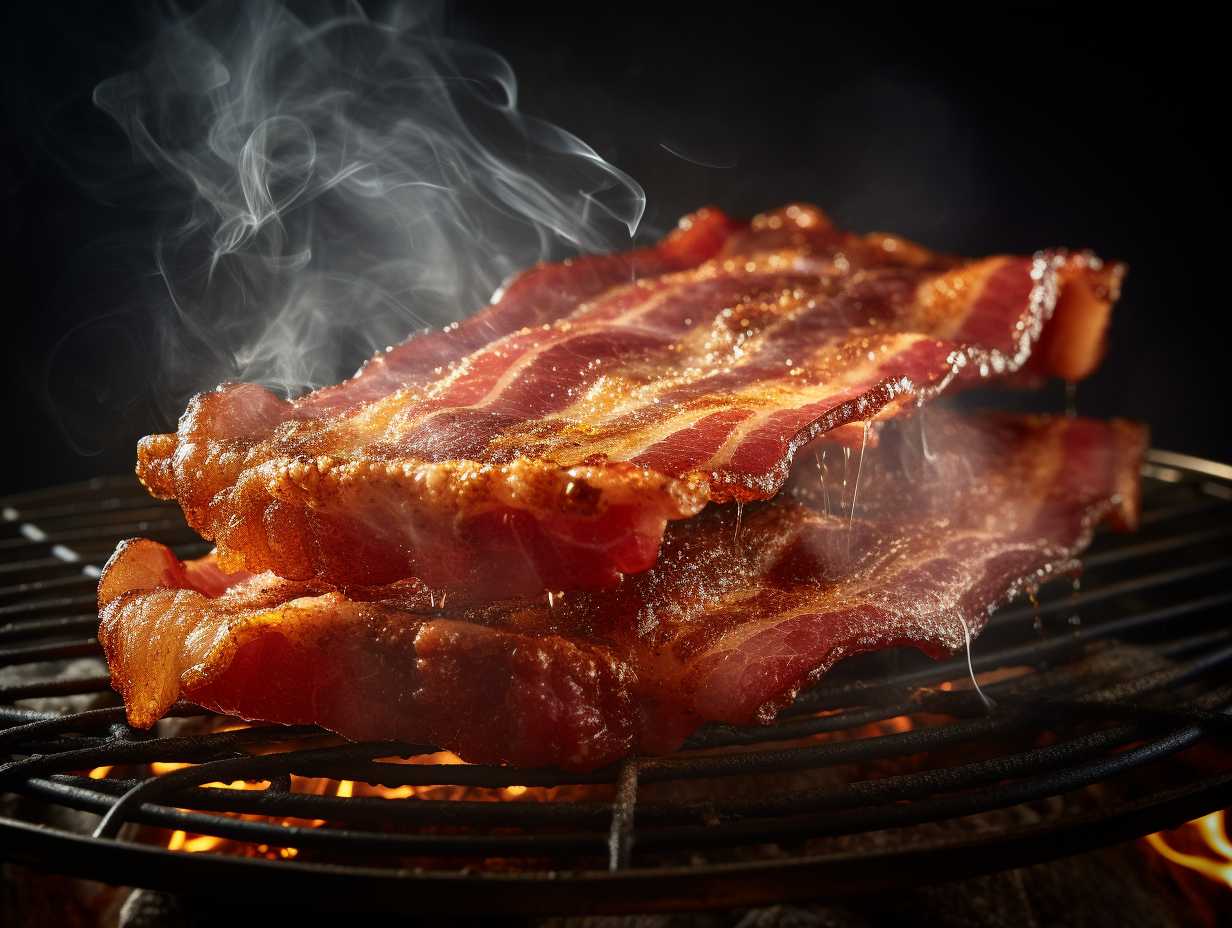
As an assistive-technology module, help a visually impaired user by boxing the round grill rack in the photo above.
[2,451,1231,914]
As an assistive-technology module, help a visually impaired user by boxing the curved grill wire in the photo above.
[0,453,1230,912]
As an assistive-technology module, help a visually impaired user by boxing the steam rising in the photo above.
[91,0,645,409]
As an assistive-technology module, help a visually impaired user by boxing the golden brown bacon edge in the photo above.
[100,413,1146,770]
[131,205,1126,598]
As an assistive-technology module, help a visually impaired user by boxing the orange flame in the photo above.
[1145,811,1232,891]
[881,715,913,735]
[83,746,567,858]
[78,693,1020,861]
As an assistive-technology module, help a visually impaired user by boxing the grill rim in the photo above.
[1,448,1230,913]
[3,772,1230,915]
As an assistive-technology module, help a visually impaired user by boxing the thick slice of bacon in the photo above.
[101,413,1145,770]
[136,204,1124,596]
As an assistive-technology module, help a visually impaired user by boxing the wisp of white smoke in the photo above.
[91,0,645,406]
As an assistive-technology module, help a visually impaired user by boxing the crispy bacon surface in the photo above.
[136,204,1125,596]
[101,414,1145,770]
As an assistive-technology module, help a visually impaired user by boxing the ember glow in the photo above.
[84,746,579,859]
[1145,811,1232,892]
[78,708,936,861]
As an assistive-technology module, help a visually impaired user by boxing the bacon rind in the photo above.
[102,414,1146,770]
[135,205,1126,594]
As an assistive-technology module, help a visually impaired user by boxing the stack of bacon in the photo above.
[97,204,1145,770]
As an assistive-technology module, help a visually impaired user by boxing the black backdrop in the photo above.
[2,2,1227,493]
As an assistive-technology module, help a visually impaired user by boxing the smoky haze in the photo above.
[84,0,645,419]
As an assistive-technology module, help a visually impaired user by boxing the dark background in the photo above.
[1,2,1226,493]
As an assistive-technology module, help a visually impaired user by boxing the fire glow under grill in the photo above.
[1,450,1231,915]
[1146,810,1232,891]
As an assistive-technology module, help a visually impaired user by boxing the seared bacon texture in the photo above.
[101,413,1145,770]
[135,203,1125,597]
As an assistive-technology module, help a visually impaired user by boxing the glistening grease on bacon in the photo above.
[101,413,1145,770]
[135,204,1125,597]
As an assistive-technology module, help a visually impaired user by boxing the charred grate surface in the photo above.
[1,451,1231,914]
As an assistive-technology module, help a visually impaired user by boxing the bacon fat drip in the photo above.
[100,414,1146,771]
[134,205,1125,598]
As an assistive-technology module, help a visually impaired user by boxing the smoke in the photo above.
[84,0,645,415]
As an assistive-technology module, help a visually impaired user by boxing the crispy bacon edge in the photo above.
[100,416,1146,770]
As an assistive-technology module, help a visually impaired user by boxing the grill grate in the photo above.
[1,451,1231,914]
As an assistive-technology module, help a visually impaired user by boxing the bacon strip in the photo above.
[136,205,1124,596]
[101,414,1145,770]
